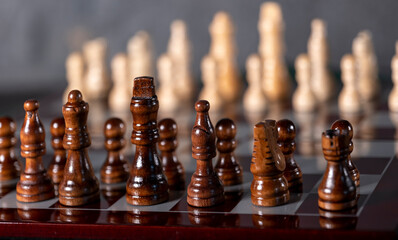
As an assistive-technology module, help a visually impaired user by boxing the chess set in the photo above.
[1,1,398,239]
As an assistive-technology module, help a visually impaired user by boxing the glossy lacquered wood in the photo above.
[187,100,224,207]
[318,129,357,211]
[0,117,21,182]
[276,119,303,192]
[126,76,169,205]
[101,118,129,184]
[214,118,243,186]
[251,120,289,206]
[47,117,66,195]
[17,100,54,202]
[59,90,100,206]
[158,118,185,191]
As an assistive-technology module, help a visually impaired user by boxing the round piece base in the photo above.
[318,198,357,211]
[59,190,100,206]
[126,192,169,206]
[251,192,290,207]
[187,193,225,208]
[16,189,55,203]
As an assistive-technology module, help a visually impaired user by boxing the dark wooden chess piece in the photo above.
[101,118,129,184]
[318,129,357,211]
[17,100,55,202]
[214,118,243,186]
[331,119,360,186]
[250,120,289,206]
[126,76,169,205]
[187,100,224,207]
[58,90,100,206]
[0,117,21,183]
[47,117,66,196]
[158,118,185,191]
[276,119,303,192]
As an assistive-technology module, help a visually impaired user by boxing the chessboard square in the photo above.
[353,157,391,174]
[0,191,58,209]
[230,192,308,215]
[353,140,395,158]
[296,193,367,215]
[302,174,323,193]
[108,191,184,212]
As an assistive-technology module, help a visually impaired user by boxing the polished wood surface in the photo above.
[158,118,185,190]
[47,117,66,195]
[17,100,54,202]
[187,100,224,207]
[126,76,169,205]
[318,129,357,211]
[276,119,303,191]
[331,119,360,186]
[100,117,129,184]
[215,118,243,186]
[251,120,289,206]
[0,117,21,182]
[59,90,100,206]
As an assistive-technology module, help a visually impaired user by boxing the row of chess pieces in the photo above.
[63,1,398,118]
[1,76,359,217]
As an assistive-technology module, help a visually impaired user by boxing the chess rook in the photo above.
[126,77,169,205]
[215,118,243,186]
[59,90,100,206]
[331,120,360,186]
[101,118,129,184]
[47,117,67,195]
[17,100,54,202]
[276,119,303,191]
[187,100,224,207]
[318,129,357,211]
[158,118,185,191]
[251,120,289,207]
[0,117,21,182]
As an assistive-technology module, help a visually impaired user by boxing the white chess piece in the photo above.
[64,52,85,103]
[338,54,362,113]
[157,54,179,113]
[109,53,130,113]
[243,54,267,113]
[388,42,398,112]
[167,20,194,102]
[307,19,335,103]
[83,38,110,101]
[209,12,241,104]
[199,55,222,112]
[292,54,317,112]
[353,31,380,102]
[127,31,154,89]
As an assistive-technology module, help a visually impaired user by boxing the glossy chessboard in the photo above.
[0,94,397,239]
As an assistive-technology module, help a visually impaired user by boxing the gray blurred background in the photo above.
[0,0,397,95]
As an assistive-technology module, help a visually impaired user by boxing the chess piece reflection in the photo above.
[126,209,168,225]
[0,117,21,191]
[188,205,239,227]
[47,117,67,196]
[319,207,357,230]
[17,100,55,202]
[252,213,299,229]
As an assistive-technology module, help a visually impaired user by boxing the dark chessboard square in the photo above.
[302,174,323,193]
[296,193,367,215]
[353,157,390,175]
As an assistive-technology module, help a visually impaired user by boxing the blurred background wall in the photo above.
[0,0,397,94]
